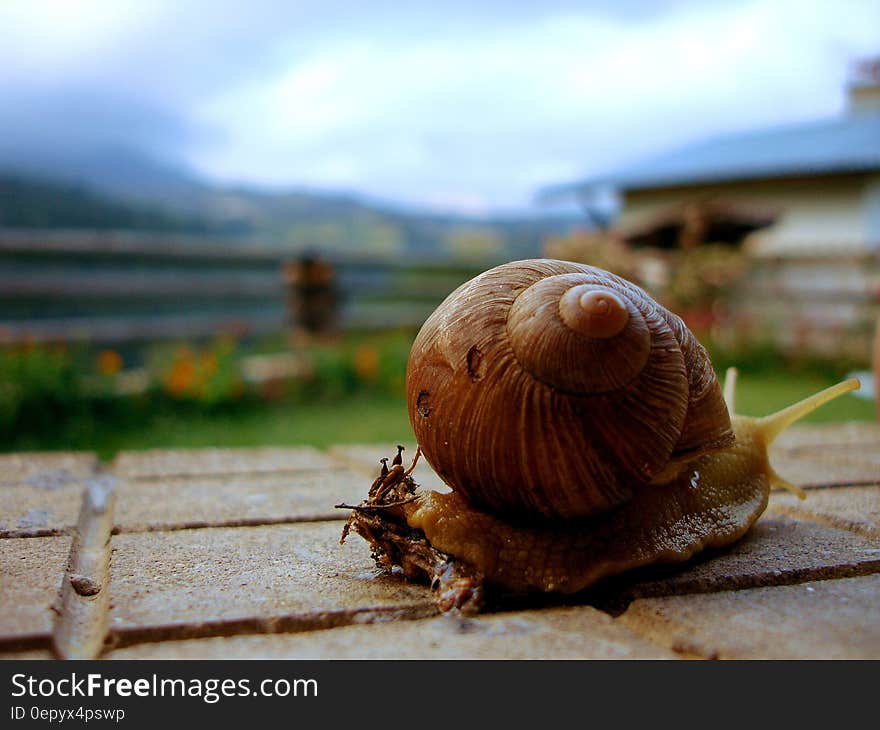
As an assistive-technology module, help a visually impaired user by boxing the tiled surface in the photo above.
[0,452,98,481]
[619,574,880,659]
[0,536,71,643]
[772,422,880,450]
[112,446,335,479]
[768,451,879,487]
[113,470,366,532]
[769,485,880,538]
[602,515,880,601]
[111,606,678,659]
[0,481,87,537]
[108,522,434,637]
[0,452,102,537]
[1,422,879,660]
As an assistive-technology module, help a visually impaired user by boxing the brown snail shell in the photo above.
[405,258,733,521]
[339,259,859,612]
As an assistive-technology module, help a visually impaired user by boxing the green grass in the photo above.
[728,372,873,422]
[3,392,412,460]
[1,370,871,461]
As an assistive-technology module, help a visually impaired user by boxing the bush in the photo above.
[0,345,85,436]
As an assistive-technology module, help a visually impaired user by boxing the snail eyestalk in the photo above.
[767,469,807,501]
[747,377,860,501]
[723,367,739,413]
[756,378,861,446]
[559,285,629,339]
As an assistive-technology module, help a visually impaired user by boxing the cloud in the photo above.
[0,0,878,211]
[187,0,880,209]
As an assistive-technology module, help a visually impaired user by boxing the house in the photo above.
[539,60,880,366]
[542,60,880,258]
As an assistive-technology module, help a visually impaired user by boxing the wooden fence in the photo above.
[1,229,877,362]
[0,229,485,345]
[726,253,880,362]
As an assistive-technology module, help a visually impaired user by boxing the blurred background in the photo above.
[0,0,878,457]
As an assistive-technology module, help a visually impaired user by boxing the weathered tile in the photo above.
[769,450,879,488]
[0,452,98,482]
[113,470,366,532]
[0,454,99,537]
[0,485,84,538]
[109,605,677,659]
[606,514,880,601]
[108,522,435,642]
[0,536,71,641]
[0,474,109,538]
[326,443,449,493]
[619,574,880,659]
[0,649,55,659]
[769,486,880,538]
[112,447,335,479]
[772,422,880,451]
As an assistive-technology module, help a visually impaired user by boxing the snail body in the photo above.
[340,259,859,611]
[399,396,837,596]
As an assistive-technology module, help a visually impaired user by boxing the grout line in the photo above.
[0,634,53,654]
[775,480,880,490]
[616,561,880,604]
[110,512,347,535]
[0,528,69,539]
[104,603,440,654]
[766,502,880,539]
[51,476,118,660]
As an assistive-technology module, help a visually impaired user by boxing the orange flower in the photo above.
[165,359,196,396]
[353,345,379,382]
[97,349,123,376]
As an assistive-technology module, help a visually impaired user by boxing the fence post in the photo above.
[282,253,339,343]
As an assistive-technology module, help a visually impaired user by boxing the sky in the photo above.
[1,0,878,214]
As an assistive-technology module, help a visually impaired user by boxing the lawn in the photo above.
[3,369,872,461]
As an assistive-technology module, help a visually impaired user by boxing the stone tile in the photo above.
[0,473,113,538]
[605,514,880,601]
[326,443,450,493]
[769,486,880,538]
[0,649,54,659]
[772,422,880,451]
[108,522,435,642]
[112,447,335,479]
[0,483,85,538]
[0,536,71,641]
[619,574,880,659]
[0,454,99,537]
[113,470,367,532]
[109,605,677,659]
[0,452,98,482]
[769,450,879,488]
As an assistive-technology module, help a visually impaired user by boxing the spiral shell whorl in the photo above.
[507,274,652,395]
[559,286,629,339]
[406,259,732,521]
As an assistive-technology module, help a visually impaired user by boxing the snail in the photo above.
[338,259,859,613]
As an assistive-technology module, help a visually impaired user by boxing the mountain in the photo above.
[0,174,212,233]
[0,145,581,257]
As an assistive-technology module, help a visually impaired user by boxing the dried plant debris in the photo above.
[337,446,485,614]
